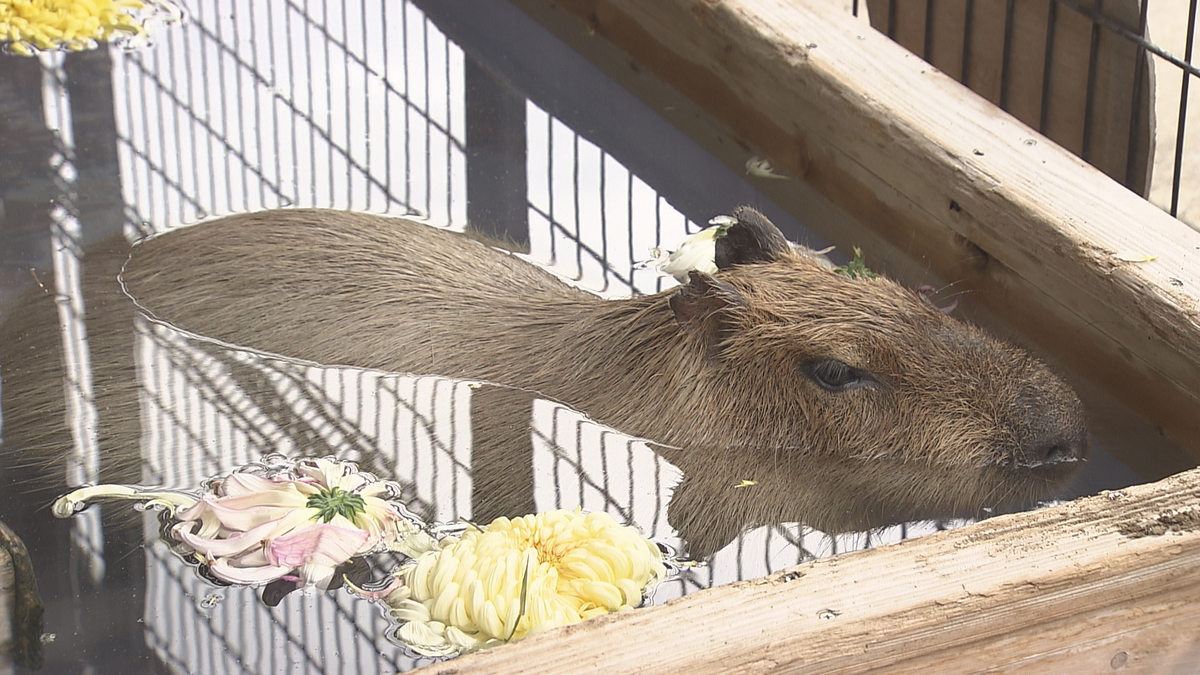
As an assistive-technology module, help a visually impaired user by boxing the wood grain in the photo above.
[416,467,1200,674]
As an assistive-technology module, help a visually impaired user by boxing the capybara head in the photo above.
[649,208,1089,542]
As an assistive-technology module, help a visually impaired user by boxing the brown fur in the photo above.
[117,207,1089,549]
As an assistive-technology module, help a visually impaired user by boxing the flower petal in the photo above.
[177,497,303,532]
[208,557,293,585]
[217,472,295,497]
[296,457,344,489]
[174,518,279,559]
[266,523,369,568]
[52,485,197,518]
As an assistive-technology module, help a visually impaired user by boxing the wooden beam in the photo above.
[510,0,1200,468]
[417,466,1200,674]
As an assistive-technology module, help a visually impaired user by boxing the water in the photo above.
[0,1,1146,673]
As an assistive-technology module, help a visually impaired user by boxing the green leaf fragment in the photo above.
[833,247,879,279]
[307,486,367,523]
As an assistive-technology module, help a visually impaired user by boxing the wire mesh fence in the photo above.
[112,0,465,229]
[14,0,1190,672]
[855,0,1200,230]
[0,1,835,672]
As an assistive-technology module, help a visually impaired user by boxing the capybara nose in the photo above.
[1011,375,1090,468]
[1034,431,1090,466]
[1016,406,1090,468]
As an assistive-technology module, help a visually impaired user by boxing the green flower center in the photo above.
[307,486,367,523]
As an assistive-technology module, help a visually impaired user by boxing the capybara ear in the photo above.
[669,271,746,355]
[713,206,791,269]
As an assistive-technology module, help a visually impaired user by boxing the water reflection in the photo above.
[2,229,923,673]
[1,0,1088,670]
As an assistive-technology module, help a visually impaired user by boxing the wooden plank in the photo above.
[417,466,1200,674]
[0,544,12,675]
[511,0,1200,467]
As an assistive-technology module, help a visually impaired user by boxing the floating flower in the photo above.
[0,0,182,56]
[172,458,415,587]
[386,509,665,657]
[54,455,420,590]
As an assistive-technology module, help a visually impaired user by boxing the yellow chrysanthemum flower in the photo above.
[0,0,180,55]
[387,509,665,656]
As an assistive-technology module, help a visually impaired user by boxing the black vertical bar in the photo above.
[598,150,610,293]
[1039,0,1059,133]
[572,133,583,279]
[654,197,665,293]
[232,1,250,211]
[286,0,301,207]
[304,0,317,205]
[267,0,285,207]
[1124,0,1151,191]
[361,0,371,211]
[1081,0,1104,162]
[342,0,353,208]
[962,0,974,87]
[923,0,936,61]
[324,0,336,205]
[256,2,270,209]
[887,0,897,37]
[382,0,392,211]
[181,15,205,216]
[422,15,432,219]
[999,0,1016,109]
[133,50,156,224]
[402,1,413,210]
[1172,0,1199,217]
[215,0,237,211]
[625,172,636,294]
[546,109,556,264]
[64,50,126,245]
[0,54,56,275]
[151,47,171,221]
[464,56,529,250]
[165,41,187,221]
[445,32,454,224]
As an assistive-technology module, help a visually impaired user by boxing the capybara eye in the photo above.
[803,359,867,392]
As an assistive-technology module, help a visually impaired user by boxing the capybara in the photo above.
[116,207,1089,547]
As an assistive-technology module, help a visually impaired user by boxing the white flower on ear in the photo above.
[637,215,736,283]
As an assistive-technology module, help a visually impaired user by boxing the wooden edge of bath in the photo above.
[0,543,12,668]
[415,466,1200,674]
[507,0,1200,466]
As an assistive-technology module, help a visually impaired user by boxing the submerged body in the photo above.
[121,208,1089,545]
